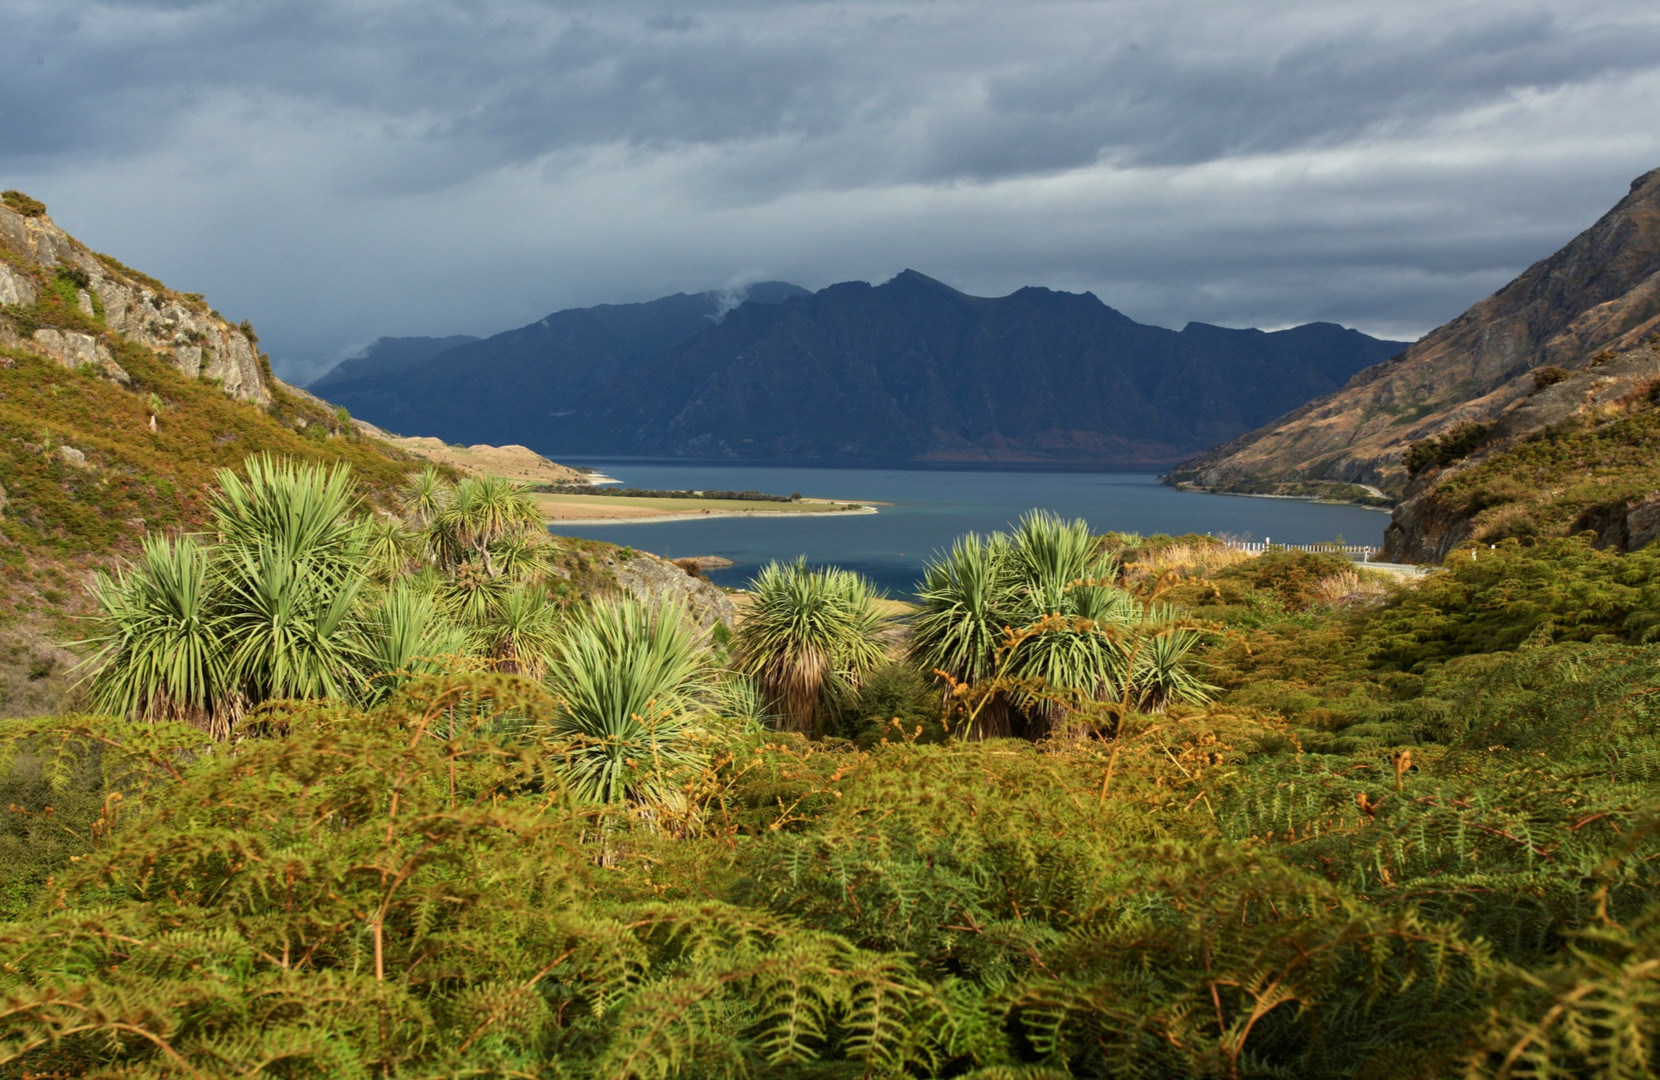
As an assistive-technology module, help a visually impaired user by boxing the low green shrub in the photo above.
[1,190,46,217]
[1404,421,1493,477]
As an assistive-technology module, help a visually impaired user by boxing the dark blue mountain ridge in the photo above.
[310,335,481,389]
[317,282,808,441]
[321,271,1407,464]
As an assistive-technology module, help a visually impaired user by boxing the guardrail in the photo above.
[1221,540,1380,561]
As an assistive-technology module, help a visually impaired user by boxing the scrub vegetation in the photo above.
[4,455,1660,1077]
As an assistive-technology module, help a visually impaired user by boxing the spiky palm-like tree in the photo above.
[732,559,888,737]
[216,540,370,706]
[400,464,448,529]
[358,581,471,705]
[912,511,1212,740]
[475,584,563,679]
[1001,511,1134,736]
[83,534,235,736]
[911,533,1018,738]
[1127,625,1217,713]
[208,458,376,706]
[364,515,417,583]
[441,475,544,577]
[544,599,710,804]
[84,456,393,734]
[211,455,365,582]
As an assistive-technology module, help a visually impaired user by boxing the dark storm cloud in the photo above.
[3,0,1658,383]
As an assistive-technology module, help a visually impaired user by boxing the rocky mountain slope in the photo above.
[1170,166,1660,498]
[325,270,1404,464]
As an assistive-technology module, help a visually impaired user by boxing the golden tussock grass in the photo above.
[1124,541,1254,583]
[1309,568,1392,606]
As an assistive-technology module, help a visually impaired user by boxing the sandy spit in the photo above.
[546,506,880,527]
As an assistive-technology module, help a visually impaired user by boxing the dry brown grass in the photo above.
[385,437,590,485]
[1124,541,1254,584]
[1308,568,1392,607]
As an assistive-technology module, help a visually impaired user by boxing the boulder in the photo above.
[1628,498,1660,551]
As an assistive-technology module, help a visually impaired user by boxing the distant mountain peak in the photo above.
[885,269,963,293]
[310,335,481,388]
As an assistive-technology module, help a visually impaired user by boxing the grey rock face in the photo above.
[31,329,131,384]
[91,277,267,403]
[604,550,737,633]
[1625,498,1660,550]
[0,263,37,307]
[0,205,78,268]
[57,445,87,468]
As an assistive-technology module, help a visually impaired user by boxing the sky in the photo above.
[5,1,1660,385]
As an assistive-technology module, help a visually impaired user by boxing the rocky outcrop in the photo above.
[0,204,78,268]
[1174,166,1660,497]
[0,262,37,307]
[602,549,737,633]
[0,200,267,404]
[92,276,266,402]
[30,329,130,384]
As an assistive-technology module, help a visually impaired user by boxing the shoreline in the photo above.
[547,505,880,527]
[1167,481,1393,514]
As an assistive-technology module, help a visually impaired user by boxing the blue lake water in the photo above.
[551,459,1390,595]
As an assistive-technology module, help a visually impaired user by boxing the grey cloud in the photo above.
[11,1,1657,190]
[2,0,1658,385]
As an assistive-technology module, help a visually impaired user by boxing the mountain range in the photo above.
[314,274,1405,465]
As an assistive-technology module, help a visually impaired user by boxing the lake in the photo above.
[551,459,1391,595]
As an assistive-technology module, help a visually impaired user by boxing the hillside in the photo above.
[0,191,738,717]
[0,193,432,712]
[1378,334,1660,560]
[326,270,1405,464]
[1170,166,1660,498]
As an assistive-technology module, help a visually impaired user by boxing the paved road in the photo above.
[1356,560,1431,576]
